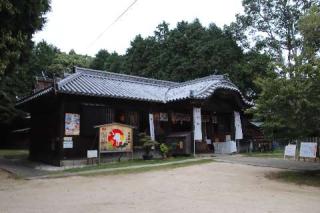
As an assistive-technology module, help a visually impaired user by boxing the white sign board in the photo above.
[299,142,317,158]
[234,111,243,140]
[193,107,202,141]
[213,141,237,154]
[284,144,296,157]
[149,113,155,141]
[63,137,73,149]
[87,150,98,158]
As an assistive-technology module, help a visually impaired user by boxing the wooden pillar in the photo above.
[58,98,65,164]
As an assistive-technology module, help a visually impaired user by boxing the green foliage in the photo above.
[232,0,316,65]
[159,143,169,158]
[0,0,50,126]
[251,4,320,139]
[28,41,93,78]
[138,133,159,156]
[0,0,50,78]
[90,49,123,73]
[122,20,271,99]
[252,61,320,139]
[298,5,320,59]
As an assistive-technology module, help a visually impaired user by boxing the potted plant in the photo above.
[160,143,169,159]
[139,133,159,160]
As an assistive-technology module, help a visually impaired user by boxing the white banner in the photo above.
[149,113,155,141]
[299,142,317,158]
[193,107,202,141]
[234,111,243,140]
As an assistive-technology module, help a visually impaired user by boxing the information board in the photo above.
[299,142,317,158]
[284,144,296,157]
[87,150,98,158]
[63,137,73,149]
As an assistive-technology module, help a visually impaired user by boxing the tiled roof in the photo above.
[17,67,252,105]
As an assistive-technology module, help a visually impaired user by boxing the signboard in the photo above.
[87,150,98,158]
[193,107,202,141]
[63,137,73,149]
[299,142,317,158]
[284,144,296,158]
[149,113,155,141]
[65,113,80,135]
[99,123,133,153]
[234,111,243,140]
[284,144,296,156]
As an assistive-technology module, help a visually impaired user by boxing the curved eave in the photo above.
[166,85,253,107]
[196,85,253,107]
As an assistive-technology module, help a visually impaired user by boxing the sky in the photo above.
[33,0,244,56]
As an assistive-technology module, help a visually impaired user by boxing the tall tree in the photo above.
[0,0,50,125]
[232,0,316,67]
[0,0,50,78]
[252,4,320,139]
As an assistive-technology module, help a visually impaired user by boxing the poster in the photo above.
[99,123,133,153]
[65,113,80,135]
[193,107,202,141]
[149,113,155,141]
[299,142,317,158]
[284,144,296,157]
[234,111,243,140]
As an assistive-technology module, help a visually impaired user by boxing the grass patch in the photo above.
[81,159,214,177]
[266,170,320,187]
[243,149,283,158]
[0,149,29,159]
[63,156,195,173]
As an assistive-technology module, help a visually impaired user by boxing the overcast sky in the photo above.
[33,0,244,56]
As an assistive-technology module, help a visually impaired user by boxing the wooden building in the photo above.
[17,67,252,166]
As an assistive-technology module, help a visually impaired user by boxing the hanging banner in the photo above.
[193,107,202,141]
[65,113,80,135]
[99,123,133,153]
[234,111,243,140]
[149,113,155,141]
[299,142,317,158]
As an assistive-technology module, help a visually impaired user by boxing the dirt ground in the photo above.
[0,162,319,213]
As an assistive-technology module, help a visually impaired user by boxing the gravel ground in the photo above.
[0,162,319,213]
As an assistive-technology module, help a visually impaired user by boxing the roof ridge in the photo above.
[171,74,226,88]
[75,67,179,87]
[57,71,83,89]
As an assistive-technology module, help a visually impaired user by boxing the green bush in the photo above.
[160,143,169,159]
